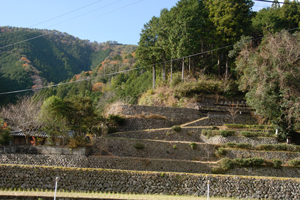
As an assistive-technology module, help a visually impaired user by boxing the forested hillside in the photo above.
[1,0,300,137]
[0,26,137,104]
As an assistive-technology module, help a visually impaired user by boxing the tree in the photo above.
[39,96,69,145]
[205,0,254,78]
[1,96,43,144]
[136,16,160,89]
[64,96,100,137]
[236,31,300,137]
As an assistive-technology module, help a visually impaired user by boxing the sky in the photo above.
[0,0,281,45]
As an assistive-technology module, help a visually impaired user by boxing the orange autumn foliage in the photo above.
[123,59,129,64]
[22,63,29,67]
[21,57,31,63]
[131,52,136,58]
[92,82,105,92]
[1,123,8,130]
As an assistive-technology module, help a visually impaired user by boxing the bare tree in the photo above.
[1,96,43,144]
[226,106,239,124]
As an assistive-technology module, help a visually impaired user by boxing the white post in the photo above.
[276,129,278,135]
[207,180,210,200]
[54,177,58,200]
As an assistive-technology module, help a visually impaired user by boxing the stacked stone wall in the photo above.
[95,138,217,161]
[1,165,300,199]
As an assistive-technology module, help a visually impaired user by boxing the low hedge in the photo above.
[212,157,282,174]
[288,159,300,167]
[240,131,274,138]
[222,143,300,153]
[224,124,274,130]
[201,129,235,138]
[256,144,300,152]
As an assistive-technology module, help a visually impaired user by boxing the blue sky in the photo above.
[1,0,278,45]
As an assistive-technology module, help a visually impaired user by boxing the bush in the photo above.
[107,114,125,126]
[211,167,225,174]
[215,147,226,157]
[236,143,252,149]
[224,124,274,130]
[224,124,245,129]
[190,142,197,149]
[240,131,258,137]
[133,142,145,150]
[220,130,235,137]
[234,157,264,167]
[240,131,274,137]
[173,144,177,149]
[201,129,235,138]
[272,159,282,169]
[107,127,118,134]
[256,144,300,152]
[0,129,11,145]
[288,159,300,167]
[172,125,181,132]
[219,158,234,171]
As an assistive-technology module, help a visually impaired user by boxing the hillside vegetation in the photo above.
[0,26,137,104]
[1,0,300,136]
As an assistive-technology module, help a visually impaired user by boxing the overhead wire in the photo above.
[0,0,105,39]
[0,26,299,96]
[0,0,142,50]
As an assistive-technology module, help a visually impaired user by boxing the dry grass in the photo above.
[0,191,254,200]
[126,113,168,120]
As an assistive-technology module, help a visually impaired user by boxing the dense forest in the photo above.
[0,26,137,104]
[1,0,300,140]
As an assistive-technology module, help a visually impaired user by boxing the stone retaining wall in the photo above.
[3,154,300,178]
[110,127,205,142]
[0,146,91,156]
[184,114,257,126]
[109,104,201,123]
[0,154,213,174]
[117,118,176,132]
[226,149,300,163]
[1,165,300,199]
[95,138,217,161]
[200,135,278,146]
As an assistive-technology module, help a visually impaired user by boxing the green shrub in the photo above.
[215,147,226,157]
[219,158,234,171]
[240,131,274,137]
[224,124,245,129]
[256,144,300,152]
[289,159,300,167]
[224,124,274,130]
[236,143,252,149]
[0,129,11,145]
[240,131,258,137]
[133,142,145,150]
[172,125,181,132]
[272,159,282,169]
[211,167,225,174]
[173,145,177,149]
[107,127,118,134]
[220,130,235,137]
[107,114,125,126]
[225,142,236,147]
[234,157,264,167]
[190,142,197,149]
[201,129,235,138]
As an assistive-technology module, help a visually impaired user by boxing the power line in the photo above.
[0,26,298,96]
[0,0,105,40]
[0,0,142,50]
[253,0,291,4]
[0,66,145,95]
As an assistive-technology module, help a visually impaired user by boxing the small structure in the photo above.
[10,131,74,146]
[287,136,292,144]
